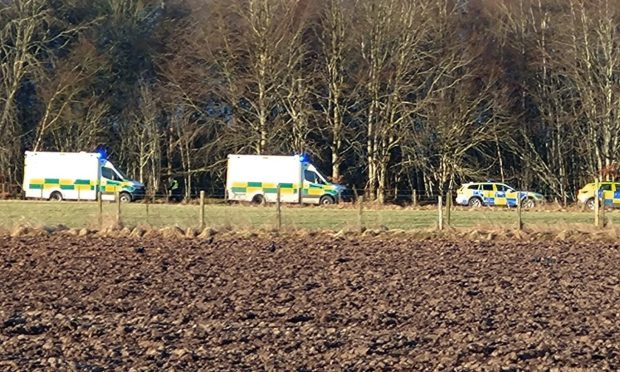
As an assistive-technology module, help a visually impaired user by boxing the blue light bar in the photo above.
[96,147,107,160]
[299,153,310,163]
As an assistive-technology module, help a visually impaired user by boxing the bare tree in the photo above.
[32,38,105,151]
[317,0,354,180]
[0,0,48,185]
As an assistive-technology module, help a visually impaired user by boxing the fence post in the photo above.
[594,178,600,228]
[145,195,150,225]
[516,196,522,230]
[200,190,206,230]
[445,191,452,227]
[601,192,606,228]
[412,189,418,208]
[358,196,364,232]
[276,185,282,231]
[98,191,103,229]
[438,196,444,231]
[116,191,121,225]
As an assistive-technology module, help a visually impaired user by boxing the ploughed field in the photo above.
[1,235,619,370]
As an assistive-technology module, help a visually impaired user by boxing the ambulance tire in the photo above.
[320,195,335,205]
[49,191,63,202]
[522,198,535,209]
[252,194,265,205]
[119,192,132,203]
[468,197,482,208]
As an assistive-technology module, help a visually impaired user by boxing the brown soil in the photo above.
[1,235,619,370]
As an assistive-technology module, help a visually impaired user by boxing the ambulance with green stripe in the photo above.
[23,151,145,202]
[226,154,349,205]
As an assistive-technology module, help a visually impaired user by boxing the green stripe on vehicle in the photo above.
[44,178,59,184]
[248,182,262,187]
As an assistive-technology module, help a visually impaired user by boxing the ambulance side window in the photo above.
[305,170,322,184]
[102,167,120,181]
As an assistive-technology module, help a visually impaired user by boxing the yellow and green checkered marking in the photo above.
[232,181,298,195]
[231,181,337,196]
[28,178,133,192]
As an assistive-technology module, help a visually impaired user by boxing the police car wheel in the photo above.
[585,198,596,210]
[49,191,63,202]
[468,197,482,208]
[522,198,535,209]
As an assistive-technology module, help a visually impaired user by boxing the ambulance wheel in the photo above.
[252,194,265,205]
[320,195,335,205]
[119,192,132,203]
[49,191,63,202]
[468,197,482,208]
[522,198,535,209]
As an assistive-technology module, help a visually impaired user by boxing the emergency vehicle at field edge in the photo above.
[456,182,544,208]
[577,181,620,210]
[226,154,349,205]
[22,151,145,202]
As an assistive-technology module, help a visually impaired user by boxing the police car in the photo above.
[456,182,544,208]
[577,181,620,209]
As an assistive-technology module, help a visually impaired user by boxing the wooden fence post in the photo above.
[516,196,523,231]
[98,191,103,229]
[445,191,452,227]
[412,189,418,208]
[601,192,606,228]
[594,178,600,228]
[116,191,121,225]
[145,196,150,225]
[358,196,364,232]
[200,190,205,230]
[276,185,282,230]
[438,196,444,231]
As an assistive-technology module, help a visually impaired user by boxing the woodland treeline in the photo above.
[1,0,620,202]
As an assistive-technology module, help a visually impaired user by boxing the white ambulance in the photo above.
[22,151,145,202]
[226,154,349,205]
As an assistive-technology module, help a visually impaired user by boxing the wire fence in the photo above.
[0,186,582,207]
[0,190,614,233]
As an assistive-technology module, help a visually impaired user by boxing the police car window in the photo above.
[600,183,612,191]
[468,185,479,190]
[482,184,494,191]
